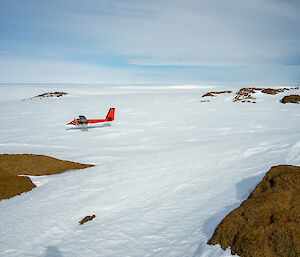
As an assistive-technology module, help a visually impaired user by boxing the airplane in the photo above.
[66,108,115,129]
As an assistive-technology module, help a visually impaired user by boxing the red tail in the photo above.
[106,108,115,121]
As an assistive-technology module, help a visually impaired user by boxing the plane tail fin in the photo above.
[106,108,115,121]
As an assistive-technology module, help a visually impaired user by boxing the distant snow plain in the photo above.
[0,84,299,257]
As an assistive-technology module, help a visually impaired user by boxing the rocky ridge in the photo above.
[22,91,68,101]
[201,87,299,103]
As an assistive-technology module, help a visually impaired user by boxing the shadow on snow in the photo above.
[192,173,265,256]
[65,123,112,131]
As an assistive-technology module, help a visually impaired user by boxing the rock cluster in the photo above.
[201,87,299,103]
[233,87,299,103]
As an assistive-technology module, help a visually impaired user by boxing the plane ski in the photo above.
[66,108,115,129]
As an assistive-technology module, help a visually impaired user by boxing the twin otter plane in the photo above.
[66,108,115,129]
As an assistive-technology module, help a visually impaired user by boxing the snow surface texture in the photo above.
[0,84,299,257]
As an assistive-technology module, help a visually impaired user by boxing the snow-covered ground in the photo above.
[0,84,299,257]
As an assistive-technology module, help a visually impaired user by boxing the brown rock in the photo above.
[261,88,281,95]
[79,215,96,225]
[0,154,94,176]
[207,165,300,257]
[281,95,300,104]
[0,174,36,200]
[234,87,298,103]
[234,88,257,102]
[202,92,215,97]
[0,154,94,200]
[202,91,232,97]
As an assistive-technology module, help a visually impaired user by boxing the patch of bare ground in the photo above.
[0,154,94,201]
[79,215,96,225]
[234,87,299,103]
[207,165,300,257]
[281,95,300,104]
[22,92,68,101]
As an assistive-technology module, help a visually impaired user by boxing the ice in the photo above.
[0,84,299,256]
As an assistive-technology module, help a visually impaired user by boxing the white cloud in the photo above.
[1,0,299,84]
[59,0,300,67]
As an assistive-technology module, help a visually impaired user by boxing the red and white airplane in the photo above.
[66,108,115,128]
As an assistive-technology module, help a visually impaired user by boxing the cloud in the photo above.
[56,0,300,67]
[0,0,299,84]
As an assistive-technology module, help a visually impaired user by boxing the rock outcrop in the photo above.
[201,87,300,103]
[281,95,300,104]
[208,165,300,257]
[22,92,68,101]
[0,154,94,200]
[202,91,232,97]
[234,87,299,103]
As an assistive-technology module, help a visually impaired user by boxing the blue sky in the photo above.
[0,0,300,85]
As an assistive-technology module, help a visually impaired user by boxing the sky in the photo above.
[0,0,300,85]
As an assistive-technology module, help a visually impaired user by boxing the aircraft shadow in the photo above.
[65,123,112,131]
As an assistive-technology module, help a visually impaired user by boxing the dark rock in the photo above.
[22,92,68,101]
[79,215,96,225]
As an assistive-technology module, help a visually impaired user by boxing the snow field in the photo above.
[0,84,299,257]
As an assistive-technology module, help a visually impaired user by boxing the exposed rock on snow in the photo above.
[0,154,94,200]
[0,171,36,201]
[22,91,68,101]
[234,87,299,103]
[202,91,232,97]
[208,165,300,257]
[281,95,300,104]
[79,215,96,225]
[261,88,281,95]
[201,87,300,103]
